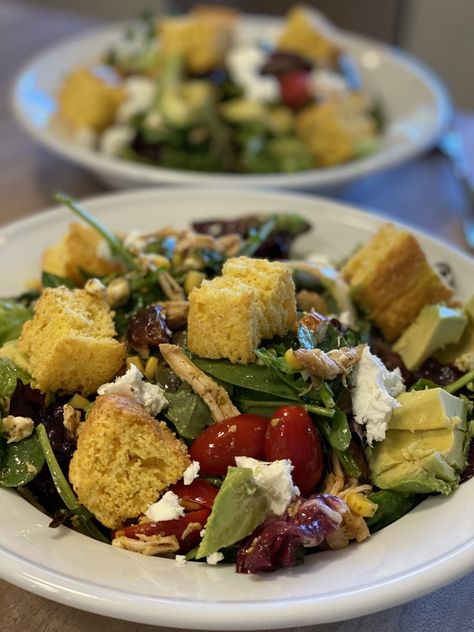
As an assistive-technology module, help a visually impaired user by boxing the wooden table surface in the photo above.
[0,3,473,632]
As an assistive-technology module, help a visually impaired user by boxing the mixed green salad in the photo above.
[57,6,382,174]
[0,196,473,574]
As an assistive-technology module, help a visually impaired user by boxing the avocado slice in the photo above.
[196,467,268,559]
[436,295,474,370]
[393,304,467,370]
[367,388,469,496]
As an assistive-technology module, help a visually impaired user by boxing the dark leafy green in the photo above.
[335,449,361,477]
[165,382,214,440]
[0,358,30,413]
[41,271,76,289]
[366,490,420,532]
[238,216,278,258]
[0,300,33,345]
[409,378,438,391]
[0,430,44,487]
[36,423,109,542]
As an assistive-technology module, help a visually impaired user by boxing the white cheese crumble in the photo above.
[175,554,187,567]
[234,456,299,516]
[99,125,134,157]
[206,551,224,565]
[310,69,348,100]
[117,76,156,122]
[145,491,185,522]
[183,461,200,485]
[2,415,34,444]
[350,347,406,445]
[97,364,168,416]
[123,229,148,253]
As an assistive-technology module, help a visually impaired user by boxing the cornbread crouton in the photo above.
[341,224,454,341]
[223,256,296,339]
[42,222,123,284]
[277,6,339,65]
[158,8,237,74]
[58,67,125,132]
[296,95,376,167]
[19,287,126,395]
[187,257,297,363]
[188,276,261,363]
[69,393,190,529]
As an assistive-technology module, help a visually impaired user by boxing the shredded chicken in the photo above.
[174,233,217,254]
[158,301,190,329]
[159,344,240,422]
[112,533,179,556]
[323,452,346,495]
[215,234,242,256]
[295,344,365,379]
[325,510,370,549]
[296,290,328,314]
[158,271,186,301]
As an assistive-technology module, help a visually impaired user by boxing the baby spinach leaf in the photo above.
[0,299,33,345]
[0,431,44,487]
[366,490,420,532]
[0,358,30,402]
[192,357,300,401]
[41,272,76,289]
[166,382,214,440]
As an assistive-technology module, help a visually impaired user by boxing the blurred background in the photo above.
[25,0,474,109]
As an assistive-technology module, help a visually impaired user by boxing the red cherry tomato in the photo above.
[116,508,211,553]
[264,405,324,496]
[189,414,269,477]
[169,479,219,512]
[278,71,313,109]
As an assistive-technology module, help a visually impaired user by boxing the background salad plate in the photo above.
[0,188,473,628]
[11,14,451,191]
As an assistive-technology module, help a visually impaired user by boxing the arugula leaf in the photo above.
[0,430,44,487]
[192,357,301,401]
[41,271,76,289]
[238,398,335,418]
[0,300,33,345]
[166,382,214,440]
[55,193,139,271]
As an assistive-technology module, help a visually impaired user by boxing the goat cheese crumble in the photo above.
[206,551,224,565]
[234,456,299,516]
[97,364,168,416]
[350,347,406,445]
[2,415,34,444]
[183,461,200,485]
[145,491,184,522]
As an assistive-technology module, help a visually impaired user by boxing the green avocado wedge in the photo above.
[196,467,268,559]
[367,388,469,496]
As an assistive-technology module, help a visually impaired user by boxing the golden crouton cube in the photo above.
[188,276,261,363]
[159,9,237,74]
[296,94,376,167]
[223,256,296,339]
[277,5,339,65]
[69,393,190,529]
[58,66,125,132]
[342,224,454,341]
[19,287,126,395]
[42,222,123,284]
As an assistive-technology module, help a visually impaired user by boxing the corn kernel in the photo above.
[346,492,378,518]
[126,355,145,373]
[69,393,91,410]
[285,348,302,370]
[144,356,159,382]
[184,270,206,296]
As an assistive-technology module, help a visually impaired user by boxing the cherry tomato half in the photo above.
[278,71,313,109]
[189,414,269,477]
[116,508,211,553]
[169,479,219,512]
[264,405,324,496]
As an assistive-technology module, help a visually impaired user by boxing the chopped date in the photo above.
[127,304,172,352]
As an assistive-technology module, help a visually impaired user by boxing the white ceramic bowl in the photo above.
[11,15,451,191]
[0,188,472,629]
